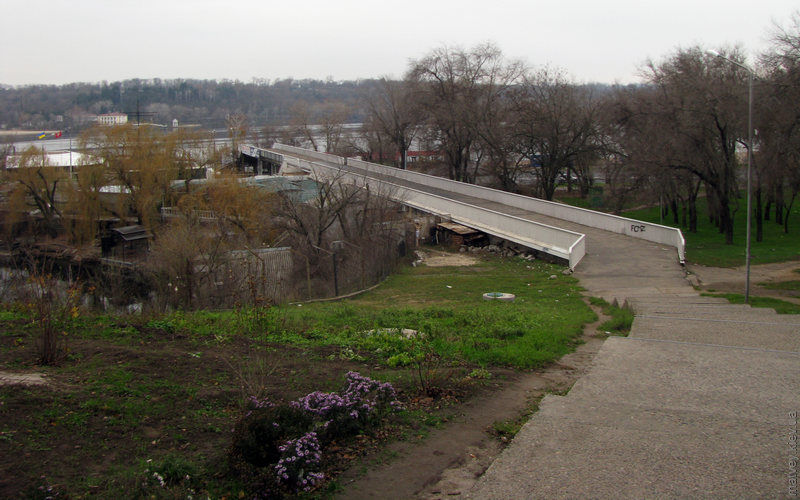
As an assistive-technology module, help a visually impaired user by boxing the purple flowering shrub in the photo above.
[230,404,312,468]
[228,372,401,495]
[292,371,402,442]
[273,431,326,492]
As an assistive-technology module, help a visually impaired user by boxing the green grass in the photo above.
[276,258,596,369]
[623,195,800,267]
[589,297,635,336]
[491,399,540,442]
[137,257,596,369]
[701,293,800,314]
[759,280,800,292]
[554,186,605,210]
[0,253,598,498]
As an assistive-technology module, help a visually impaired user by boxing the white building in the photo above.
[5,151,86,169]
[96,112,128,126]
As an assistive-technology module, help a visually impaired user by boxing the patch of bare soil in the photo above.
[0,333,371,498]
[687,260,800,302]
[415,249,479,268]
[0,371,47,386]
[335,308,610,499]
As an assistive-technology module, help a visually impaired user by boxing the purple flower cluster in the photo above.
[342,371,401,413]
[290,391,347,418]
[290,372,401,424]
[273,431,325,492]
[247,395,274,410]
[238,372,401,494]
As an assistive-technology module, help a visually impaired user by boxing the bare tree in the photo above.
[353,114,396,164]
[363,77,425,169]
[274,172,404,298]
[226,112,250,166]
[4,147,66,237]
[626,48,749,244]
[319,101,350,154]
[409,43,524,183]
[288,100,321,151]
[510,68,601,200]
[759,12,800,234]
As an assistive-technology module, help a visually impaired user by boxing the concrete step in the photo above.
[467,337,800,499]
[631,313,800,351]
[636,303,784,318]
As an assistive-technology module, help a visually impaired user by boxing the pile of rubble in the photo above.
[459,244,538,261]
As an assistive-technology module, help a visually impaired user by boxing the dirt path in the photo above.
[336,307,610,499]
[687,259,800,303]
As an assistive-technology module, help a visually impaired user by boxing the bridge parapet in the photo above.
[277,150,587,269]
[341,156,684,264]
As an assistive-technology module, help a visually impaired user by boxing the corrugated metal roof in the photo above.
[111,225,152,242]
[437,222,481,235]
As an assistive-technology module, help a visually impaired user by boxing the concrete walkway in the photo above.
[383,168,800,497]
[467,230,800,498]
[285,152,798,496]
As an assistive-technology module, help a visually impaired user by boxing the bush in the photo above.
[273,431,325,492]
[230,403,313,468]
[149,454,198,486]
[228,372,401,495]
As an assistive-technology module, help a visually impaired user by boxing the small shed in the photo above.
[436,222,487,247]
[101,225,152,260]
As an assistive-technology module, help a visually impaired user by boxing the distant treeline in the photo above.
[0,78,374,131]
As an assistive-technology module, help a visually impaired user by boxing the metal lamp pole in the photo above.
[708,50,753,304]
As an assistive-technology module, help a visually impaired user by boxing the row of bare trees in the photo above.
[349,15,800,245]
[354,43,605,198]
[612,16,800,243]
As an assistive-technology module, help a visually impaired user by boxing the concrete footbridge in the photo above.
[269,144,685,270]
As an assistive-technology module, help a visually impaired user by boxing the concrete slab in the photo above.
[468,337,800,499]
[630,306,800,351]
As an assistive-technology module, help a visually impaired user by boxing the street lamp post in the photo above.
[708,49,754,304]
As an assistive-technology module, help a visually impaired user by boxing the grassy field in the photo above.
[0,254,595,498]
[623,197,800,267]
[588,297,635,336]
[701,292,800,314]
[554,186,800,267]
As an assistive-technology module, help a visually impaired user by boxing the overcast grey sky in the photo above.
[1,0,797,86]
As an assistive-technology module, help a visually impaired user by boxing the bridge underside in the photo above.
[238,145,283,175]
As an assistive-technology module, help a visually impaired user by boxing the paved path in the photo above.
[290,154,799,497]
[465,227,800,498]
[345,163,800,497]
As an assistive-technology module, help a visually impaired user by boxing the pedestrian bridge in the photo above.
[269,143,685,270]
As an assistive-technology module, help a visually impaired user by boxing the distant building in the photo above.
[101,225,152,260]
[361,150,442,164]
[96,112,128,126]
[5,151,85,170]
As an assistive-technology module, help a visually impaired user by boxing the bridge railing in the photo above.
[283,154,586,268]
[341,156,685,264]
[272,144,344,166]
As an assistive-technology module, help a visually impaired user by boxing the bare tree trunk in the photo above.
[755,186,763,242]
[776,185,785,226]
[681,200,687,228]
[784,191,796,234]
[765,189,772,221]
[670,198,679,225]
